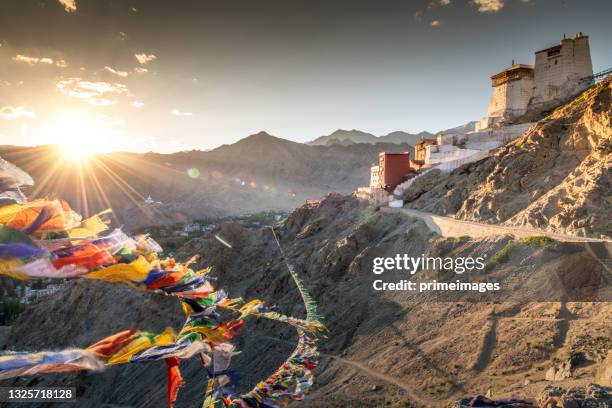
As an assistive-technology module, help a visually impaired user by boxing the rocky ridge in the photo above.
[402,78,612,239]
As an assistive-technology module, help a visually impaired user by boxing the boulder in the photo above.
[545,353,586,381]
[537,383,611,408]
[546,361,574,381]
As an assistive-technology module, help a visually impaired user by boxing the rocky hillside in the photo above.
[0,133,411,228]
[2,194,610,407]
[402,78,612,239]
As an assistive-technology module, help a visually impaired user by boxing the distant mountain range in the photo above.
[307,122,476,146]
[308,129,433,146]
[0,122,476,228]
[0,132,413,228]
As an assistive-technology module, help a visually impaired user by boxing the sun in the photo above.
[42,112,113,161]
[58,142,95,161]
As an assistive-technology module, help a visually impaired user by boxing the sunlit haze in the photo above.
[42,112,119,160]
[1,0,611,153]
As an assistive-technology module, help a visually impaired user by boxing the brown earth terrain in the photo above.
[1,194,610,407]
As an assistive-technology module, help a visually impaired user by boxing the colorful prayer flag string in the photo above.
[0,156,325,408]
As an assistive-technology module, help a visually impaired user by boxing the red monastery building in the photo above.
[369,152,417,192]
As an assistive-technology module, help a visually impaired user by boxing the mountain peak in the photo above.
[249,130,275,138]
[309,129,377,146]
[329,129,374,136]
[214,130,302,154]
[237,131,283,144]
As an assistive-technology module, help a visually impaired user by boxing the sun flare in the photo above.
[58,142,95,161]
[42,112,116,161]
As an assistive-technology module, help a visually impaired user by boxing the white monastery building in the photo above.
[476,33,593,131]
[359,32,598,204]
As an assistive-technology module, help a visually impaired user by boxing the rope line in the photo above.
[269,226,321,324]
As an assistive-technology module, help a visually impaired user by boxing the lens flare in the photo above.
[187,168,200,179]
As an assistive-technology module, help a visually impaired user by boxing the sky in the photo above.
[0,0,611,153]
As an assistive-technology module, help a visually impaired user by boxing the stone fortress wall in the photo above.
[480,65,535,131]
[531,33,593,108]
[477,33,593,131]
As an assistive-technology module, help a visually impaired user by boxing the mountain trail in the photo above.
[254,334,438,407]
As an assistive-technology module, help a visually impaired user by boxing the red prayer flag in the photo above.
[164,357,184,408]
[85,329,140,360]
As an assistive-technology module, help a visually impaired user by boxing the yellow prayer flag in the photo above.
[155,327,177,345]
[202,378,215,408]
[0,259,29,280]
[106,336,154,365]
[181,301,196,317]
[0,203,24,223]
[106,327,176,365]
[178,326,227,343]
[82,256,152,286]
[68,210,111,239]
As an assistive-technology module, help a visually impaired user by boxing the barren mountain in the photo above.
[308,124,476,147]
[0,133,411,228]
[437,121,477,136]
[308,129,434,147]
[379,130,434,146]
[308,129,381,145]
[403,78,612,239]
[2,194,610,407]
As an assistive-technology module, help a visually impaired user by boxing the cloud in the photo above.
[426,0,450,8]
[57,78,129,106]
[132,101,145,108]
[430,20,441,26]
[135,53,157,64]
[134,67,149,74]
[105,66,129,77]
[12,54,67,67]
[58,0,76,12]
[171,109,193,116]
[471,0,504,12]
[0,106,35,120]
[13,55,44,65]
